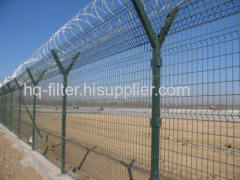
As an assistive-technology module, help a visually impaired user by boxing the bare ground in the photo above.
[16,111,240,180]
[0,132,43,180]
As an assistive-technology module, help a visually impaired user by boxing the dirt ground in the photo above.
[0,132,43,180]
[16,111,240,180]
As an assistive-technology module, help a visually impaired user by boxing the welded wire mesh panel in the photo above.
[33,75,63,166]
[0,95,8,126]
[155,8,240,180]
[5,94,11,130]
[63,45,152,179]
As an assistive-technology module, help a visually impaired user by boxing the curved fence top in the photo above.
[1,0,239,90]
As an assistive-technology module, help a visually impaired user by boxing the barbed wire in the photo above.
[1,0,239,90]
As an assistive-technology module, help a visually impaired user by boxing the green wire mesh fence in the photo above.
[0,0,239,179]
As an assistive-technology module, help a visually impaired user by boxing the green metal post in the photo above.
[1,90,7,125]
[7,83,13,131]
[51,49,80,173]
[0,94,1,123]
[1,94,4,124]
[5,95,7,127]
[62,75,67,173]
[26,68,37,150]
[15,78,22,138]
[0,90,4,124]
[1,89,4,125]
[18,89,22,137]
[2,87,8,127]
[26,68,46,150]
[32,90,37,149]
[131,1,179,179]
[151,48,161,180]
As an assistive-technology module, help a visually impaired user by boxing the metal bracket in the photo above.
[150,117,162,128]
[120,159,136,180]
[26,68,47,86]
[151,57,162,69]
[51,50,80,76]
[157,6,179,46]
[130,0,159,48]
[72,146,97,173]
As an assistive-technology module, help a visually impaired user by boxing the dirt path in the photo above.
[0,132,44,180]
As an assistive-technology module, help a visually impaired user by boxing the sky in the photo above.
[0,0,238,106]
[0,0,92,82]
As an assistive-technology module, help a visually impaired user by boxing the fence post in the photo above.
[0,91,3,124]
[15,78,22,138]
[51,49,80,173]
[2,87,8,127]
[0,90,4,125]
[26,68,46,150]
[7,83,13,131]
[131,1,179,179]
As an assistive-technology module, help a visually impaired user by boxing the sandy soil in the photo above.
[17,111,240,180]
[0,132,44,180]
